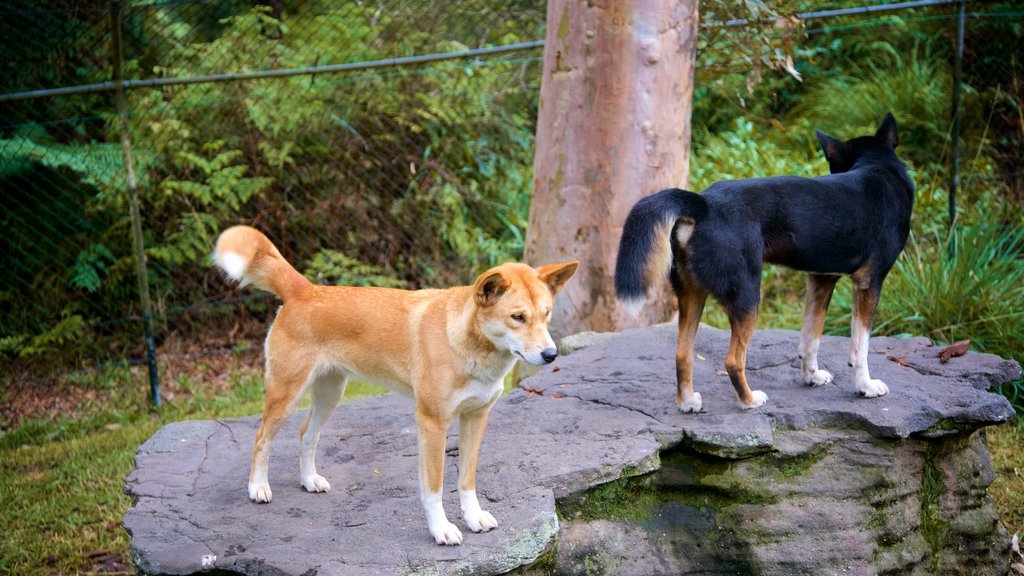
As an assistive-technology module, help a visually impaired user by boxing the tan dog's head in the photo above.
[473,261,578,365]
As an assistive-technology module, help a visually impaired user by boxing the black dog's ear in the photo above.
[816,129,845,162]
[875,112,899,149]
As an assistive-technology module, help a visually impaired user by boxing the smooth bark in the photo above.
[526,0,700,336]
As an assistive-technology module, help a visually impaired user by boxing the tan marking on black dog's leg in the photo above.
[850,284,888,398]
[799,274,839,387]
[725,311,768,409]
[458,406,498,533]
[675,284,708,413]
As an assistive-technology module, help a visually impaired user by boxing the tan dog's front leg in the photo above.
[417,407,461,545]
[458,406,498,534]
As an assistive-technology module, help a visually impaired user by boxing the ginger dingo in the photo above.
[214,225,577,545]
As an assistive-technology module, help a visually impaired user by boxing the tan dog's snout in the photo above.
[516,345,558,366]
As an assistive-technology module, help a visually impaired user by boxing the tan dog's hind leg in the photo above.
[417,405,461,545]
[799,274,839,387]
[298,371,347,494]
[457,406,498,533]
[725,311,768,409]
[675,285,708,413]
[250,357,312,503]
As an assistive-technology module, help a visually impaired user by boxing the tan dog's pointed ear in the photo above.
[537,261,579,296]
[475,271,510,307]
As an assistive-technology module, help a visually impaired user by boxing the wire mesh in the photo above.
[1,0,547,385]
[0,1,1020,394]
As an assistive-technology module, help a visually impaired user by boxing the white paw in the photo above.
[301,474,331,493]
[464,509,498,533]
[858,379,889,398]
[678,392,703,413]
[739,390,768,410]
[804,369,834,387]
[430,521,464,546]
[249,483,273,503]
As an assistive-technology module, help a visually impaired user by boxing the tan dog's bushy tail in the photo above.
[214,225,311,301]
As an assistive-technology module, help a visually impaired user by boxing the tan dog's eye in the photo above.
[511,313,526,323]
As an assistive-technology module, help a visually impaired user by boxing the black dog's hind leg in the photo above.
[724,307,769,409]
[703,239,769,410]
[849,268,889,397]
[675,281,708,413]
[799,273,839,387]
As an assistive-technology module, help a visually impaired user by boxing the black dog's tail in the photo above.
[615,188,707,316]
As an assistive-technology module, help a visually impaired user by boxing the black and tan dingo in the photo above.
[615,114,913,412]
[214,225,577,545]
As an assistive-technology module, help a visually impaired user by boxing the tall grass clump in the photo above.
[796,41,951,169]
[881,223,1023,353]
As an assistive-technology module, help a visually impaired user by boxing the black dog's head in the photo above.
[816,113,899,174]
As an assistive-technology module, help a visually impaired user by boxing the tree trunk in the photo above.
[526,0,700,337]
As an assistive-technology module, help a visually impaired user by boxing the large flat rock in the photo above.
[124,324,1019,575]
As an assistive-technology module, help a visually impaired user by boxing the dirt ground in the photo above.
[0,328,265,432]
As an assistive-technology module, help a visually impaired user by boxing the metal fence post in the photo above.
[110,0,161,407]
[949,0,965,230]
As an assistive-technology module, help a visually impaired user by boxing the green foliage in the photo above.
[796,40,952,169]
[694,0,822,129]
[690,117,822,191]
[0,137,138,196]
[148,141,272,268]
[12,313,87,358]
[0,313,88,359]
[71,243,117,293]
[304,250,406,288]
[1,4,541,361]
[131,4,537,288]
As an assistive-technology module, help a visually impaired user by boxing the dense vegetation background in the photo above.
[0,1,1021,390]
[0,1,1021,572]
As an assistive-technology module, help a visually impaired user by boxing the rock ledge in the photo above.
[124,324,1019,575]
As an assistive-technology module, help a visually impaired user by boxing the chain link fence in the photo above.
[1,0,549,395]
[1,1,1020,402]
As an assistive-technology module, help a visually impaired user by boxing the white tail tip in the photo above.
[216,251,248,282]
[620,296,645,319]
